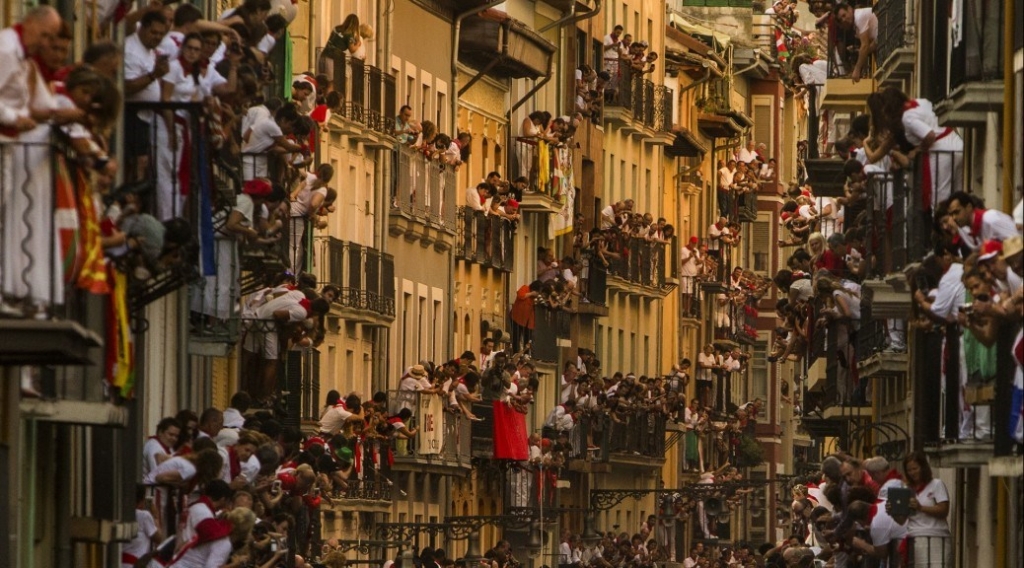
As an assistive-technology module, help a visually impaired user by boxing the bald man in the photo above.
[0,6,63,134]
[1,6,66,316]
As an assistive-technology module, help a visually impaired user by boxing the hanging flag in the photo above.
[106,269,135,397]
[549,146,575,240]
[54,152,82,286]
[74,166,110,294]
[195,126,217,276]
[775,27,790,61]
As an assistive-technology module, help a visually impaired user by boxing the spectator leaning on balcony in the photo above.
[914,241,965,327]
[944,191,1019,252]
[832,1,877,83]
[241,102,305,180]
[890,87,964,209]
[122,11,169,180]
[736,139,757,164]
[600,199,634,229]
[289,163,333,271]
[395,104,420,145]
[466,182,495,212]
[0,6,65,317]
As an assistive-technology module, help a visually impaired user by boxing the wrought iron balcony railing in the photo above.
[510,137,574,202]
[312,237,396,319]
[388,390,472,467]
[455,208,515,272]
[392,145,458,230]
[874,0,911,69]
[318,48,397,137]
[948,0,1004,92]
[605,237,670,289]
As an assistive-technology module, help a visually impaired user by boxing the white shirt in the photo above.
[708,224,729,251]
[180,498,215,545]
[254,290,308,322]
[222,408,245,429]
[241,104,271,139]
[122,509,158,567]
[123,33,162,104]
[0,27,34,128]
[902,99,945,147]
[142,437,173,479]
[172,537,232,568]
[290,172,328,217]
[257,33,277,55]
[736,147,756,163]
[697,352,716,381]
[143,456,196,485]
[906,479,951,537]
[870,501,908,558]
[240,116,283,179]
[680,246,701,277]
[199,65,228,99]
[957,208,1019,251]
[400,376,425,391]
[600,205,617,229]
[854,7,878,40]
[161,59,202,106]
[319,403,353,433]
[465,187,485,211]
[603,34,621,59]
[930,263,965,321]
[798,59,827,86]
[718,166,734,189]
[157,30,184,59]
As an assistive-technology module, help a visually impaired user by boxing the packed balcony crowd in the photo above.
[770,55,1023,438]
[138,390,386,568]
[781,450,953,568]
[602,24,658,102]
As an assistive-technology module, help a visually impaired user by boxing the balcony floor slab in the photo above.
[0,319,102,366]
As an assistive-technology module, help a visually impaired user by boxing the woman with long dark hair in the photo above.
[902,451,951,567]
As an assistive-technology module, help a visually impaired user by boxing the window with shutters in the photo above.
[749,216,772,275]
[752,95,774,158]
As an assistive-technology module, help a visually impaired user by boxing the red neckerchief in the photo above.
[387,416,404,425]
[32,55,59,84]
[299,297,312,317]
[12,24,28,54]
[884,469,902,484]
[227,446,241,479]
[970,208,985,237]
[903,100,919,110]
[193,495,216,516]
[149,435,171,454]
[177,54,208,83]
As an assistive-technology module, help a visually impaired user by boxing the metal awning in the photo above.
[697,113,743,139]
[459,10,557,80]
[664,127,709,157]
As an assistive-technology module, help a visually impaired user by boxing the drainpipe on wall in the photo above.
[1002,0,1015,213]
[451,0,508,135]
[538,0,602,34]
